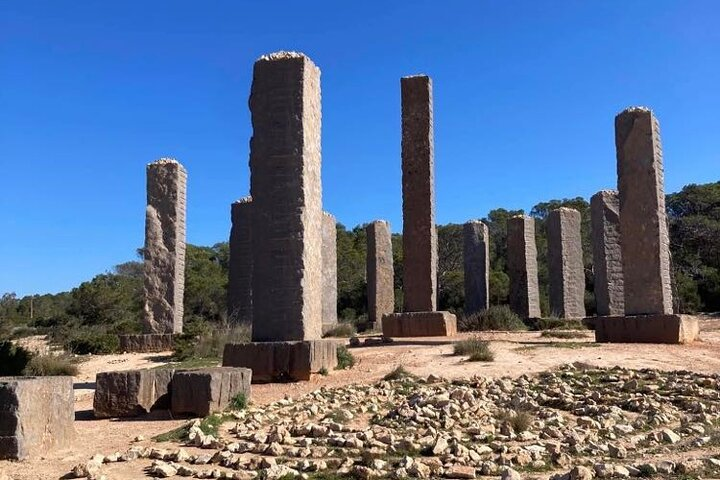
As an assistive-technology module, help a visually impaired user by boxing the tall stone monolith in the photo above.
[222,52,338,380]
[142,158,187,334]
[547,207,586,319]
[507,215,541,319]
[322,212,338,332]
[366,220,395,328]
[228,196,253,324]
[463,220,489,314]
[591,190,624,316]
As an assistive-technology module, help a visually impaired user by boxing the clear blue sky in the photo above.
[1,1,719,296]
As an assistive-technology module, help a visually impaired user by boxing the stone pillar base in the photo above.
[222,340,339,383]
[381,311,457,337]
[593,314,699,344]
[119,333,176,353]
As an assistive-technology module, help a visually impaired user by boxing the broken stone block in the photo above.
[93,369,175,418]
[0,376,75,460]
[381,311,457,337]
[594,314,698,344]
[170,367,251,417]
[222,340,338,383]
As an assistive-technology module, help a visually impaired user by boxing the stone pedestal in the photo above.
[463,220,489,314]
[228,197,253,324]
[382,311,457,337]
[547,208,586,319]
[594,315,698,344]
[171,367,252,416]
[222,340,338,382]
[0,376,75,460]
[366,220,395,329]
[118,333,175,353]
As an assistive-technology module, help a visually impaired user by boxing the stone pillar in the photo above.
[142,158,187,334]
[547,208,586,318]
[366,220,395,327]
[228,197,253,325]
[591,190,624,316]
[507,215,541,319]
[463,220,489,314]
[616,107,673,315]
[248,51,322,342]
[322,212,338,332]
[401,75,437,312]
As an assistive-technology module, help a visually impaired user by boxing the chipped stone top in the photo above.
[619,106,652,115]
[553,207,580,214]
[466,219,485,225]
[322,211,335,219]
[258,51,308,62]
[511,214,530,220]
[149,158,180,166]
[402,74,430,80]
[234,196,253,204]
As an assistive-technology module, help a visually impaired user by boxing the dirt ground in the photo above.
[2,315,720,479]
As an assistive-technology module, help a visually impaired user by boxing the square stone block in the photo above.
[381,311,457,337]
[222,340,339,383]
[171,367,252,417]
[0,376,75,460]
[94,368,175,418]
[119,333,175,353]
[594,314,699,344]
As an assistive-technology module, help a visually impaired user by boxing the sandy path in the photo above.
[2,316,719,479]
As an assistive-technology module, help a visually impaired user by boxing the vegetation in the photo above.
[383,365,416,381]
[336,346,355,370]
[172,321,250,362]
[459,306,526,332]
[540,330,588,339]
[497,410,534,433]
[23,354,79,376]
[453,338,495,362]
[153,413,233,443]
[228,392,247,410]
[0,341,33,376]
[322,322,356,338]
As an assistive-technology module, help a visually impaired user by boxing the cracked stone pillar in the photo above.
[463,220,489,314]
[366,220,395,328]
[322,212,338,332]
[228,196,253,325]
[142,158,187,334]
[616,107,673,315]
[401,75,437,313]
[248,52,323,342]
[591,190,624,316]
[547,208,586,319]
[507,215,541,319]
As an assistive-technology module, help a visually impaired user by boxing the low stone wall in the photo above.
[0,376,75,460]
[594,314,699,344]
[93,369,175,418]
[381,311,457,337]
[118,333,175,353]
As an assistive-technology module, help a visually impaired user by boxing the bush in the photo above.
[65,332,120,354]
[383,365,416,381]
[497,410,534,433]
[173,322,251,361]
[453,338,494,362]
[540,330,587,339]
[323,322,357,338]
[336,345,355,370]
[0,341,32,376]
[459,306,526,332]
[533,317,587,331]
[23,355,78,376]
[228,392,247,410]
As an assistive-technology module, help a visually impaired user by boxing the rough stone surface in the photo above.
[366,220,395,328]
[94,369,175,418]
[143,158,187,334]
[0,376,75,460]
[228,196,253,325]
[616,107,673,315]
[171,368,252,417]
[249,52,322,342]
[382,311,457,337]
[547,208,586,319]
[507,215,541,318]
[118,333,175,353]
[222,340,338,382]
[591,190,624,316]
[322,212,338,332]
[401,75,437,312]
[595,314,698,344]
[463,220,489,314]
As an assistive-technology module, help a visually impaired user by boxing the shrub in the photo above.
[65,332,120,354]
[228,392,247,410]
[534,317,587,331]
[23,355,78,376]
[459,306,526,332]
[454,338,494,362]
[383,365,416,381]
[336,346,355,370]
[497,410,534,433]
[540,330,587,339]
[173,322,250,361]
[0,341,32,376]
[322,322,357,338]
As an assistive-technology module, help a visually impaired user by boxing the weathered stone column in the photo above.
[591,190,624,316]
[616,107,673,315]
[366,220,395,328]
[547,208,586,319]
[248,51,322,342]
[463,220,489,314]
[507,215,541,319]
[142,158,187,334]
[401,75,437,312]
[322,212,338,332]
[228,197,253,325]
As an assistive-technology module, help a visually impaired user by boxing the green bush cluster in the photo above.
[459,306,526,332]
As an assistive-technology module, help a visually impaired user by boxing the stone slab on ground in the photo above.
[381,311,457,337]
[93,369,175,418]
[171,367,252,417]
[223,340,338,383]
[594,314,699,344]
[119,333,175,353]
[0,376,75,460]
